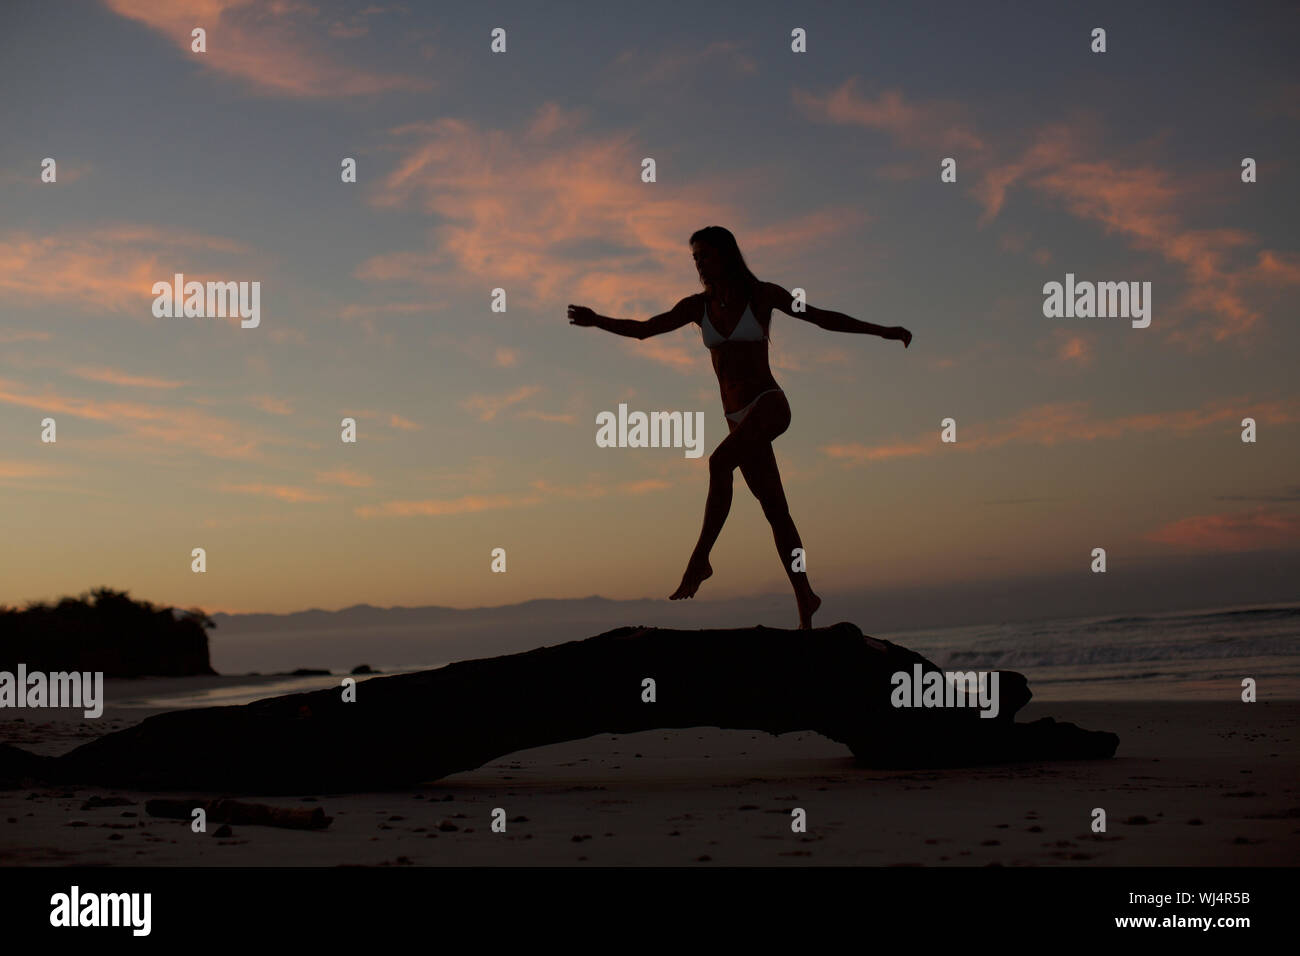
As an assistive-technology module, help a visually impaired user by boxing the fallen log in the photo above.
[0,622,1118,794]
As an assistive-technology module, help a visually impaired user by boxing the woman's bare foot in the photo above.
[669,557,712,599]
[797,591,822,629]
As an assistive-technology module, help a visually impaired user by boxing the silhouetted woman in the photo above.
[568,225,911,628]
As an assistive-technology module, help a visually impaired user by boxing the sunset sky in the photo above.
[1,0,1297,617]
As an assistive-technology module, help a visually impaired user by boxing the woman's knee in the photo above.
[761,497,791,525]
[708,448,736,478]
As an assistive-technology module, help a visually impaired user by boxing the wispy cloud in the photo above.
[1042,330,1093,368]
[528,478,607,500]
[388,413,422,431]
[516,409,577,424]
[219,482,328,503]
[356,473,673,518]
[798,79,1300,345]
[356,103,865,373]
[624,332,701,374]
[0,375,261,459]
[619,478,672,495]
[315,467,374,488]
[793,78,986,154]
[460,385,543,422]
[100,0,430,98]
[974,123,1300,344]
[0,461,61,480]
[250,395,294,415]
[0,225,248,314]
[69,366,186,389]
[1057,335,1092,366]
[823,397,1300,465]
[356,492,544,518]
[1145,507,1300,552]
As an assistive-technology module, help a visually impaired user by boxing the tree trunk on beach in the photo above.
[0,622,1119,794]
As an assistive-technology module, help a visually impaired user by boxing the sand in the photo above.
[0,678,1295,866]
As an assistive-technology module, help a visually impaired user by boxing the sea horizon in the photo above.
[95,598,1300,707]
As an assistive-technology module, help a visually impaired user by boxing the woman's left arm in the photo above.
[766,282,912,347]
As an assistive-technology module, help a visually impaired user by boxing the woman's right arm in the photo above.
[568,297,696,340]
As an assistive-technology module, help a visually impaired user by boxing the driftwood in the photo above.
[145,798,331,829]
[0,622,1118,794]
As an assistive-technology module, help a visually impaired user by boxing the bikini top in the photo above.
[701,296,766,349]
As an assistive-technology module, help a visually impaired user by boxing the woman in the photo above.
[568,225,911,628]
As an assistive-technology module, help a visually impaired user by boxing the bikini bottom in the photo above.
[724,387,784,425]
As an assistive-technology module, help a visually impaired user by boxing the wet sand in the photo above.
[2,683,1296,866]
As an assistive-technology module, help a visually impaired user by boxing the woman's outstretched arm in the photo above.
[568,297,696,340]
[765,282,912,347]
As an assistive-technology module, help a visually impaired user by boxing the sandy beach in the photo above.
[1,676,1295,866]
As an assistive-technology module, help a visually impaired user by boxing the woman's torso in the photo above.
[698,283,780,414]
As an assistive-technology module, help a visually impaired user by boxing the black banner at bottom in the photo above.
[0,866,1285,942]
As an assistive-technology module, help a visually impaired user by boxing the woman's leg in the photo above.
[738,443,822,628]
[670,392,790,601]
[667,444,733,599]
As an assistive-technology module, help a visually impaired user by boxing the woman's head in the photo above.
[690,226,759,293]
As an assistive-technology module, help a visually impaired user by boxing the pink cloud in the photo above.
[823,396,1300,465]
[798,81,1297,345]
[1052,332,1093,367]
[528,478,607,500]
[356,473,673,518]
[69,366,187,389]
[355,104,865,372]
[315,467,374,488]
[0,225,248,315]
[516,409,577,424]
[1145,508,1300,552]
[219,482,328,503]
[101,0,429,98]
[0,461,61,480]
[973,126,1298,344]
[0,375,261,459]
[619,478,672,495]
[388,413,422,431]
[459,386,542,422]
[793,78,987,154]
[250,395,294,415]
[356,492,545,518]
[625,333,700,374]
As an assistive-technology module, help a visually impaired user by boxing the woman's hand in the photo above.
[567,305,597,327]
[890,326,913,348]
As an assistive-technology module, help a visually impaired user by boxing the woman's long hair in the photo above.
[690,225,769,342]
[691,225,760,295]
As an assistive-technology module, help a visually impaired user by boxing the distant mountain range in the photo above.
[206,549,1300,674]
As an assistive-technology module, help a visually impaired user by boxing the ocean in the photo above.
[881,603,1300,700]
[130,602,1300,709]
